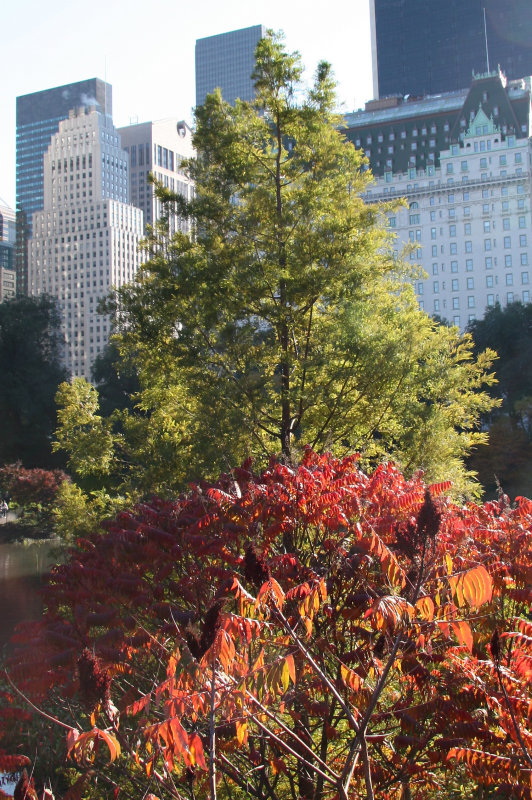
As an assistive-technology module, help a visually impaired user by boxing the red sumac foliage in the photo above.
[4,449,532,799]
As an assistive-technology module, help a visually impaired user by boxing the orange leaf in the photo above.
[452,621,473,653]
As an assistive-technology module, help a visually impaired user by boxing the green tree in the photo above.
[468,301,532,497]
[58,32,495,496]
[0,294,66,468]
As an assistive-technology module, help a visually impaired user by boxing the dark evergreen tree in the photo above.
[0,294,66,467]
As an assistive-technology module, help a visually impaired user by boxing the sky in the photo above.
[0,0,374,210]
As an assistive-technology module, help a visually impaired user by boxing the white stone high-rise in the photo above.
[29,107,144,379]
[118,118,194,234]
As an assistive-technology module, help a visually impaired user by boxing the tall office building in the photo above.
[346,70,532,329]
[118,118,194,233]
[195,24,266,107]
[29,107,143,379]
[0,199,16,300]
[370,0,532,99]
[16,78,112,294]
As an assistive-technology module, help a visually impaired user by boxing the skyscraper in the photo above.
[16,78,112,294]
[29,107,143,379]
[118,118,194,233]
[195,24,266,108]
[370,0,532,99]
[0,198,16,300]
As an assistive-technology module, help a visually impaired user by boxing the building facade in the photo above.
[195,25,266,107]
[0,198,16,300]
[346,71,532,328]
[29,107,143,379]
[16,79,112,294]
[118,118,194,232]
[371,0,532,99]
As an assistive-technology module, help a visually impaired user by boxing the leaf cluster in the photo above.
[5,449,532,799]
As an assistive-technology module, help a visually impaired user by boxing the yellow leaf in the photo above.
[235,719,248,746]
[445,553,453,575]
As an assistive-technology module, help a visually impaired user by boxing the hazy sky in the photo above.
[0,0,373,209]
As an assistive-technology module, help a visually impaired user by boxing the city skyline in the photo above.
[0,0,373,209]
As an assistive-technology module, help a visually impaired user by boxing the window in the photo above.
[430,210,436,221]
[484,239,492,251]
[433,281,439,293]
[465,241,472,253]
[467,277,474,289]
[519,216,526,229]
[466,259,473,272]
[507,292,514,303]
[521,253,529,266]
[484,221,491,233]
[523,290,530,303]
[480,157,488,168]
[503,218,511,231]
[499,154,507,166]
[432,263,439,275]
[487,294,495,306]
[464,206,471,216]
[520,234,528,247]
[485,257,493,269]
[449,224,456,237]
[506,273,513,286]
[409,214,420,224]
[504,236,511,248]
[452,297,459,309]
[482,189,489,199]
[486,275,494,287]
[432,245,438,257]
[388,216,396,227]
[434,299,440,312]
[452,279,459,291]
[448,194,455,203]
[464,223,471,235]
[416,282,424,294]
[431,228,437,240]
[502,201,509,211]
[461,161,468,172]
[468,296,475,308]
[515,152,522,163]
[522,272,529,284]
[505,255,512,267]
[449,208,456,219]
[446,163,453,174]
[450,243,457,255]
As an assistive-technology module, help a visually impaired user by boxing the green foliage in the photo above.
[53,379,116,482]
[468,301,532,497]
[57,31,496,497]
[0,295,66,468]
[52,480,129,542]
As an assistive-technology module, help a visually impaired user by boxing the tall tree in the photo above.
[468,301,532,497]
[58,32,495,496]
[0,294,66,468]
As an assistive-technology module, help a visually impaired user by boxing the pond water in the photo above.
[0,540,56,652]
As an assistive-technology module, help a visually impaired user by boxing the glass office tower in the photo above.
[16,78,112,294]
[195,25,266,108]
[371,0,532,99]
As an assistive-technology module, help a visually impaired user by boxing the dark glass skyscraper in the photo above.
[371,0,532,99]
[195,25,266,108]
[16,78,112,294]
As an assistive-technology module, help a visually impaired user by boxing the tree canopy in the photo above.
[4,450,532,799]
[0,294,66,468]
[52,32,496,498]
[468,301,532,497]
